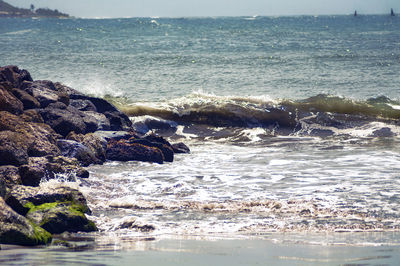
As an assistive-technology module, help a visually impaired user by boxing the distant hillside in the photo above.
[0,0,69,17]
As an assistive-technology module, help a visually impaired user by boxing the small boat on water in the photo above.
[391,8,395,16]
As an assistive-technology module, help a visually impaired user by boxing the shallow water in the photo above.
[2,236,400,266]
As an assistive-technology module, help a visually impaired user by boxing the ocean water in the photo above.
[2,15,400,260]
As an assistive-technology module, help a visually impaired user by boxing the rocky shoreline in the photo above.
[0,65,189,246]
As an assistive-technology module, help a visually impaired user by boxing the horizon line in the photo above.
[59,12,398,20]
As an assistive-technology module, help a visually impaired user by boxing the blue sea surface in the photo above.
[1,15,399,101]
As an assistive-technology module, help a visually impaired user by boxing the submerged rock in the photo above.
[117,217,155,232]
[132,116,178,135]
[106,139,164,164]
[171,142,191,154]
[129,138,174,162]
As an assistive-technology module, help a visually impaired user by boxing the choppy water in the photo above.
[2,15,400,248]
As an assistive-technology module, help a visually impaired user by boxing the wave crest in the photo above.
[115,93,400,140]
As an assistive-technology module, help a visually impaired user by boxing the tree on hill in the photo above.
[35,8,68,17]
[0,0,68,17]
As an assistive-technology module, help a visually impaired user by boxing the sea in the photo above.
[1,15,400,265]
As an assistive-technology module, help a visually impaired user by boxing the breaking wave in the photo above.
[115,93,400,140]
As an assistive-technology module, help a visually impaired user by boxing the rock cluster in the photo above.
[0,65,189,246]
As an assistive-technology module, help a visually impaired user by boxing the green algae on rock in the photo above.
[25,201,97,234]
[0,198,52,246]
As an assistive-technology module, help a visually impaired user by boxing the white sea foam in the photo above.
[82,136,400,242]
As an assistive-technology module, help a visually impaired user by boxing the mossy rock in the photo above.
[25,201,97,234]
[29,221,52,245]
[6,185,91,216]
[0,197,52,246]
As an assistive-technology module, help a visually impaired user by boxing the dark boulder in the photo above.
[53,82,85,98]
[145,134,172,146]
[0,131,29,166]
[0,165,22,189]
[0,85,24,114]
[82,111,111,131]
[144,134,175,162]
[106,139,164,164]
[21,80,64,108]
[20,109,44,123]
[104,111,132,131]
[46,156,90,179]
[81,112,106,133]
[171,142,191,154]
[129,138,174,162]
[4,185,40,216]
[93,130,138,142]
[19,156,89,187]
[66,132,107,163]
[39,105,87,137]
[0,177,5,199]
[11,88,40,110]
[39,103,114,136]
[0,111,60,157]
[0,65,33,89]
[71,95,119,113]
[70,99,97,112]
[19,157,50,187]
[132,116,178,135]
[0,197,52,246]
[25,123,61,157]
[70,94,132,131]
[57,140,101,166]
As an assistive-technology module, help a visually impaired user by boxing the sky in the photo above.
[7,0,400,18]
